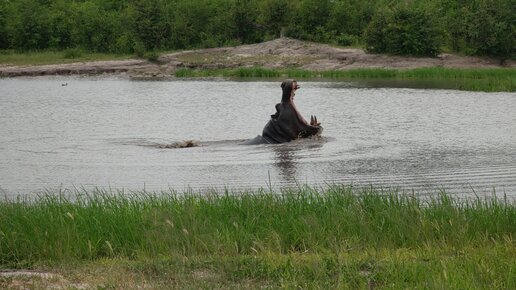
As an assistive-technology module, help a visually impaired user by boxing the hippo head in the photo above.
[280,79,300,103]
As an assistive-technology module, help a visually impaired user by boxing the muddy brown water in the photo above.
[1,77,515,198]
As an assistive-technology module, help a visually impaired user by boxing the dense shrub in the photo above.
[47,0,76,49]
[293,0,331,41]
[232,0,262,44]
[6,0,50,51]
[144,50,159,62]
[111,33,134,54]
[73,2,118,52]
[363,10,389,54]
[335,33,359,47]
[330,0,376,38]
[130,0,168,51]
[258,0,293,38]
[133,41,146,58]
[445,0,514,59]
[0,0,511,58]
[365,7,442,57]
[63,48,83,59]
[0,2,9,49]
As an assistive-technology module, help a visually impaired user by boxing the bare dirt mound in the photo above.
[1,38,513,78]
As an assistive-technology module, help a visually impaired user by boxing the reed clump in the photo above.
[174,67,516,92]
[1,186,514,263]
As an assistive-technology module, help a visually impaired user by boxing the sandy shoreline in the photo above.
[0,38,513,78]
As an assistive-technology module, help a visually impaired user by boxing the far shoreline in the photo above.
[1,38,514,92]
[2,66,514,92]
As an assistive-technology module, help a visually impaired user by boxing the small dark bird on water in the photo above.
[61,83,68,86]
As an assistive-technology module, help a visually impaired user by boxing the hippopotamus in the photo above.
[243,79,323,145]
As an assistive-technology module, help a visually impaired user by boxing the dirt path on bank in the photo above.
[0,38,513,78]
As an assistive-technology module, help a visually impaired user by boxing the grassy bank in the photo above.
[0,50,132,66]
[1,186,515,288]
[176,67,516,92]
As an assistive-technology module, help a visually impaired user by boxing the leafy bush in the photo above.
[111,34,134,54]
[133,42,146,58]
[0,0,511,58]
[363,10,389,54]
[232,0,261,43]
[73,2,117,52]
[365,7,441,57]
[47,1,76,50]
[296,0,331,37]
[258,0,293,38]
[0,2,9,49]
[328,0,375,38]
[445,0,514,59]
[6,0,50,51]
[131,0,168,50]
[335,33,359,46]
[144,50,159,62]
[63,48,83,59]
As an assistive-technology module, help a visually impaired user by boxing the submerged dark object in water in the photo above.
[243,79,323,145]
[156,140,199,148]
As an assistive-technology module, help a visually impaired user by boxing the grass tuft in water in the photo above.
[174,67,516,92]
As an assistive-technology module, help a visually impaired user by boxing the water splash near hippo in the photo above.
[116,80,324,150]
[154,140,199,148]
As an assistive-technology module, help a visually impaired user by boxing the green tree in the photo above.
[110,5,135,54]
[202,0,235,47]
[363,9,389,54]
[365,7,441,57]
[328,0,377,39]
[0,0,512,58]
[131,0,168,50]
[232,0,261,44]
[259,0,293,38]
[294,0,332,41]
[7,0,50,50]
[163,0,210,48]
[73,2,118,52]
[0,1,9,49]
[48,0,77,49]
[445,0,514,59]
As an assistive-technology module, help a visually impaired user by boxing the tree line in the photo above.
[0,0,513,59]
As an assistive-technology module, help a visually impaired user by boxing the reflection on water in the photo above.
[272,138,326,183]
[273,145,297,182]
[0,77,515,198]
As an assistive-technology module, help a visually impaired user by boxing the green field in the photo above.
[1,186,514,288]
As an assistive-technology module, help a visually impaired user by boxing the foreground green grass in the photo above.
[0,50,132,66]
[176,67,516,92]
[1,186,515,288]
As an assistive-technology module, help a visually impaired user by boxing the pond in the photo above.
[1,77,515,198]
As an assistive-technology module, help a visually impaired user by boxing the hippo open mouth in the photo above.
[243,79,323,145]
